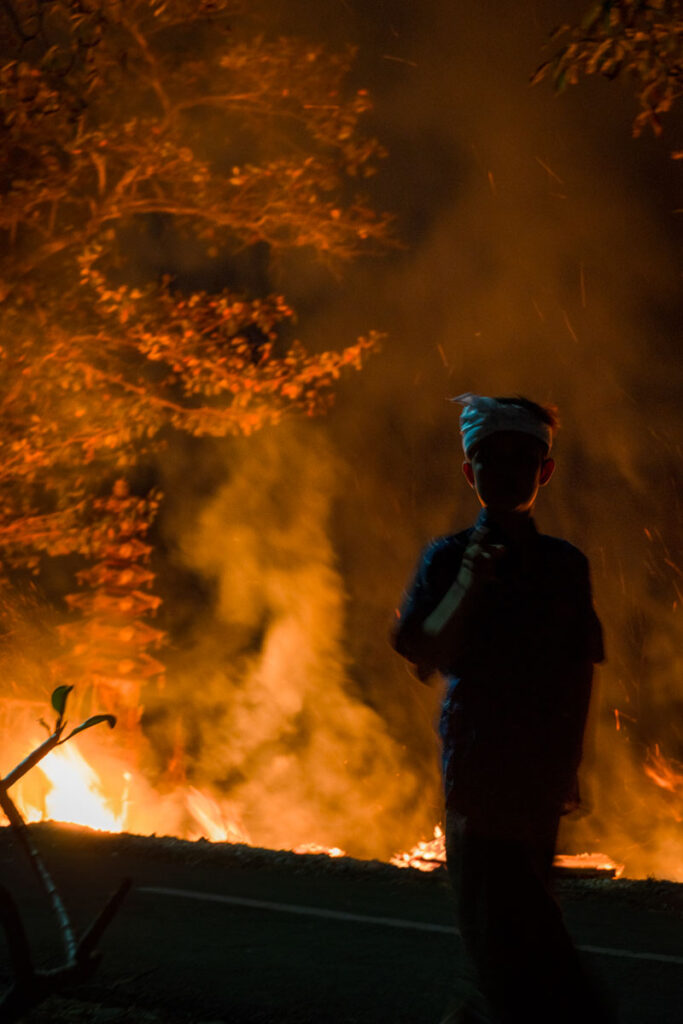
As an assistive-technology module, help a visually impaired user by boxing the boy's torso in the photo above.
[424,516,599,676]
[395,511,604,829]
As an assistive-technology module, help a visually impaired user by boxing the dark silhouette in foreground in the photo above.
[393,394,615,1023]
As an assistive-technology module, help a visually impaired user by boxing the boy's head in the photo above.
[454,394,558,515]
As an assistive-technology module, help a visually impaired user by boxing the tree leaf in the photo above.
[530,61,550,86]
[51,685,74,716]
[60,715,117,743]
[581,2,605,33]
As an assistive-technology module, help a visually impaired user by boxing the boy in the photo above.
[392,394,610,1024]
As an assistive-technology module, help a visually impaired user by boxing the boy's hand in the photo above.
[422,526,504,638]
[459,525,506,587]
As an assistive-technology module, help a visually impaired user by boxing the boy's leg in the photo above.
[445,811,615,1024]
[443,810,499,1023]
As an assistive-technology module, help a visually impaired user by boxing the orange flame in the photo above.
[390,824,445,872]
[2,719,679,881]
[185,786,251,844]
[16,741,127,833]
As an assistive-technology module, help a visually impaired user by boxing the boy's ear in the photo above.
[462,461,475,487]
[539,457,555,486]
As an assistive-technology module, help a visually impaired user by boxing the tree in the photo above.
[533,1,683,143]
[0,0,389,571]
[0,1,390,724]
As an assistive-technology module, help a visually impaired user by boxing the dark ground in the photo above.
[1,824,681,1024]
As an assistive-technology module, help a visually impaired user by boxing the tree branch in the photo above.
[120,13,173,118]
[77,877,132,962]
[0,786,77,964]
[1,732,61,790]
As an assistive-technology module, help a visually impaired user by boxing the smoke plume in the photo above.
[163,0,680,874]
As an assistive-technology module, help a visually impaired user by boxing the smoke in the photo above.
[149,421,432,858]
[125,0,682,874]
[245,0,681,873]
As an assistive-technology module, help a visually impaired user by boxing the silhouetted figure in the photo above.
[392,395,614,1024]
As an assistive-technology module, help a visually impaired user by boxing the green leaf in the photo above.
[51,685,74,717]
[60,714,117,743]
[581,2,604,33]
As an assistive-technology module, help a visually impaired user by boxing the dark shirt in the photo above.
[392,509,604,836]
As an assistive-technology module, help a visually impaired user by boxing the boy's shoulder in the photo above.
[422,528,472,556]
[536,531,590,569]
[417,529,472,574]
[419,527,591,573]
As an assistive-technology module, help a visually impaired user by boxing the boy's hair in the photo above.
[493,395,560,441]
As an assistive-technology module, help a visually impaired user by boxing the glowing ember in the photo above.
[292,843,346,858]
[553,852,625,878]
[389,827,625,877]
[390,824,445,871]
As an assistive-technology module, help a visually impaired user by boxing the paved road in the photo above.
[1,825,681,1023]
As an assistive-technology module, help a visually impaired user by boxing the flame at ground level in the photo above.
[7,738,257,847]
[2,726,681,880]
[389,828,624,877]
[0,744,626,879]
[12,741,127,835]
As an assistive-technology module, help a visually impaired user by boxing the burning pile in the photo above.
[389,827,624,878]
[3,690,673,881]
[390,825,447,873]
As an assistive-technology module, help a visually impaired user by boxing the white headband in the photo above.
[452,393,553,458]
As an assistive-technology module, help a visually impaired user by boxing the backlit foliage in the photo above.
[534,1,683,138]
[0,0,389,567]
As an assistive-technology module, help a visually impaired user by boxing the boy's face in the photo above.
[462,430,554,514]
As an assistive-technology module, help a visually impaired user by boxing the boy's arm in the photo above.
[423,525,504,640]
[392,526,504,679]
[392,539,460,679]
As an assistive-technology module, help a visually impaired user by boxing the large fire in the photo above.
[6,725,254,846]
[1,462,681,880]
[3,712,680,880]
